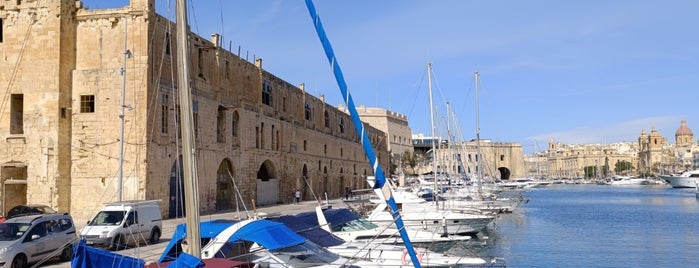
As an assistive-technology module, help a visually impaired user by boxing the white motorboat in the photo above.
[271,209,499,267]
[659,170,699,188]
[609,175,650,186]
[367,202,495,236]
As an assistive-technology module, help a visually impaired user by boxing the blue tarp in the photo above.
[228,220,306,250]
[158,219,237,263]
[71,239,145,268]
[271,215,345,247]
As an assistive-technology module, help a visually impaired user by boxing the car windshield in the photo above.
[0,222,31,241]
[89,211,126,226]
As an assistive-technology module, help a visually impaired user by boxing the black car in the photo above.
[5,204,57,219]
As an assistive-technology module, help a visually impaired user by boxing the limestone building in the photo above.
[411,134,525,181]
[0,0,388,222]
[546,140,638,179]
[339,105,413,175]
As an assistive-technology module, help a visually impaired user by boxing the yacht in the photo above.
[609,175,650,186]
[659,170,699,188]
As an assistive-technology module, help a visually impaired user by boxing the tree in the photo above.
[401,150,423,175]
[614,160,635,174]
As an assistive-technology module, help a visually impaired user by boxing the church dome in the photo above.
[675,119,693,136]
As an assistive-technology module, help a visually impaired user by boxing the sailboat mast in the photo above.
[175,0,201,257]
[475,71,483,194]
[117,17,128,202]
[427,63,438,204]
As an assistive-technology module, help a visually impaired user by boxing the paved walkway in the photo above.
[42,198,349,267]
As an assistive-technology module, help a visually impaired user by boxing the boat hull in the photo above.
[660,175,697,188]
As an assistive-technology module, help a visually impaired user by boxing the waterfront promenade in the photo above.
[43,198,345,267]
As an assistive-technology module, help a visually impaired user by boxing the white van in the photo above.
[79,200,162,250]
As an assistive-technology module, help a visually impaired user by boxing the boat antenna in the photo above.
[304,1,421,266]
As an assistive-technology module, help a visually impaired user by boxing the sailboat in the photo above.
[304,0,422,266]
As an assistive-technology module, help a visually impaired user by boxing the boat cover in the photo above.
[271,215,345,247]
[71,239,145,268]
[158,219,238,263]
[295,208,358,227]
[227,219,306,250]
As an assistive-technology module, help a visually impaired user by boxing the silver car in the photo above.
[0,213,76,268]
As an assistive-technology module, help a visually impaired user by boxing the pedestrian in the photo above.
[295,189,301,204]
[344,186,351,200]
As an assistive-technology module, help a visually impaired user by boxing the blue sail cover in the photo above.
[71,239,145,268]
[158,219,237,263]
[294,208,358,227]
[271,215,345,247]
[228,220,306,250]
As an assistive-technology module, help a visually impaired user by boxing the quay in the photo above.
[43,198,347,268]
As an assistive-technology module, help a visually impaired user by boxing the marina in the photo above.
[1,0,698,267]
[43,182,699,267]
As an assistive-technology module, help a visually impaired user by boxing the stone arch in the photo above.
[168,156,185,219]
[215,159,235,211]
[256,160,279,206]
[498,167,511,181]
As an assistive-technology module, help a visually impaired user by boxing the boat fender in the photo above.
[401,248,422,265]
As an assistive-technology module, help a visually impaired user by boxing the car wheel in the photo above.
[111,235,126,251]
[11,255,26,268]
[60,245,73,262]
[149,228,161,244]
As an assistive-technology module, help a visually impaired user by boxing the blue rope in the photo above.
[303,1,422,267]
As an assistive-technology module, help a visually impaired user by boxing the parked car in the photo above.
[5,204,57,219]
[0,213,76,267]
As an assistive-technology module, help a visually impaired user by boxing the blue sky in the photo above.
[84,1,698,153]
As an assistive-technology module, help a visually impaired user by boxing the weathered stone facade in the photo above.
[411,134,525,180]
[545,140,637,179]
[0,0,387,223]
[339,105,413,175]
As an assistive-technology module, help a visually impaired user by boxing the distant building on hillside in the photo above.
[545,140,637,179]
[533,120,699,179]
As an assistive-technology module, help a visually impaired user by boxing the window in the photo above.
[164,32,170,55]
[217,106,225,143]
[500,155,505,161]
[10,94,23,134]
[231,111,239,137]
[80,95,95,113]
[262,80,273,106]
[161,94,168,134]
[197,48,205,79]
[339,117,345,133]
[193,101,199,138]
[304,101,312,121]
[324,111,330,128]
[0,19,3,43]
[225,60,229,80]
[303,140,307,151]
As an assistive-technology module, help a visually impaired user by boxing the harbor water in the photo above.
[475,184,699,267]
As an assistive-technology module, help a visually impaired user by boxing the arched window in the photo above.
[339,117,345,133]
